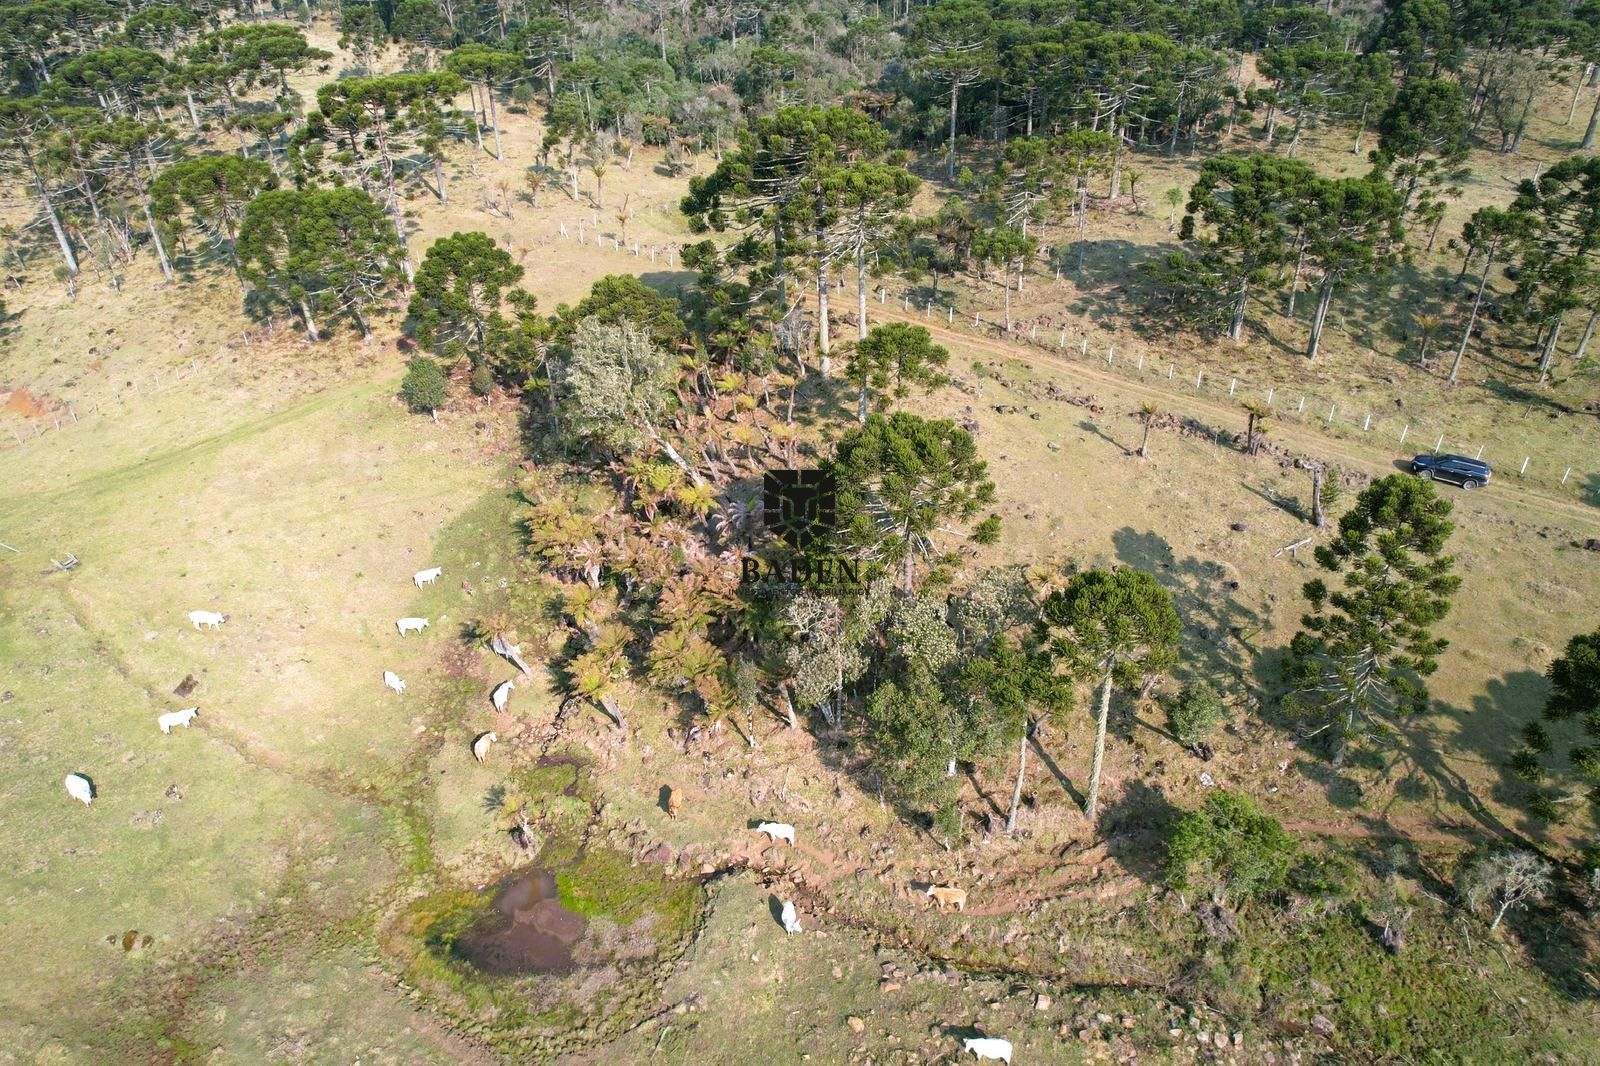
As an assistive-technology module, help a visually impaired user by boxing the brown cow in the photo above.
[665,787,682,818]
[925,885,967,912]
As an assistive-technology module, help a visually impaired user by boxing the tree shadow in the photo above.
[1030,728,1083,811]
[1097,779,1183,887]
[1078,416,1131,454]
[1111,527,1266,693]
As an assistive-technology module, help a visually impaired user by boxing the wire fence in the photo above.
[856,280,1599,504]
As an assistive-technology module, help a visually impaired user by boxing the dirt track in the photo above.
[867,303,1600,532]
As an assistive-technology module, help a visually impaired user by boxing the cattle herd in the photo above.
[62,565,1010,1061]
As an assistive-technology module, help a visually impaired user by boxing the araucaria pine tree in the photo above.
[1286,475,1461,762]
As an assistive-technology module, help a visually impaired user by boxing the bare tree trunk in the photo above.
[856,238,868,342]
[1574,309,1598,365]
[1450,244,1496,383]
[1084,666,1113,821]
[1306,275,1336,360]
[24,150,77,275]
[1312,464,1326,528]
[487,81,502,159]
[298,297,320,341]
[1006,722,1029,833]
[946,77,961,181]
[1584,91,1600,150]
[1537,314,1564,383]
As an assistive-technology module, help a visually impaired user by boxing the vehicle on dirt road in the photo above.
[1410,453,1492,490]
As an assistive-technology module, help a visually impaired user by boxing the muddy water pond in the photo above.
[453,868,587,976]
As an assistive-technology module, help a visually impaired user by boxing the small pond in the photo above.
[453,868,587,975]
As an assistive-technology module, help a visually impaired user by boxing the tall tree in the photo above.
[0,99,78,274]
[845,322,949,423]
[1179,153,1314,341]
[445,44,520,160]
[1286,475,1460,763]
[1299,176,1404,360]
[149,155,275,275]
[957,634,1074,834]
[908,0,994,181]
[1042,567,1181,822]
[824,160,918,344]
[1507,157,1600,382]
[307,72,466,283]
[1449,205,1532,383]
[408,231,525,366]
[237,187,403,342]
[1376,78,1470,220]
[830,411,996,592]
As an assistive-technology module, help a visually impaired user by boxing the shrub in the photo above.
[1166,680,1224,746]
[470,363,494,397]
[400,356,447,414]
[1166,791,1296,903]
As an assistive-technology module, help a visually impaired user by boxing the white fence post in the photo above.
[1475,445,1484,459]
[1296,396,1305,414]
[1562,467,1572,485]
[1519,457,1530,476]
[1363,413,1371,431]
[1434,434,1444,453]
[1266,388,1274,405]
[1196,370,1204,389]
[1399,424,1409,445]
[1228,378,1236,396]
[1327,404,1336,423]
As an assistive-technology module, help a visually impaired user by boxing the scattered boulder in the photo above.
[846,1016,865,1034]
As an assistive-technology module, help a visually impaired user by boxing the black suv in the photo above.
[1410,453,1492,490]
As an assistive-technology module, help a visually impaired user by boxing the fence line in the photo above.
[859,279,1596,502]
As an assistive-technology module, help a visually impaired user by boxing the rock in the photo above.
[1097,1013,1113,1025]
[642,842,677,865]
[1233,1032,1244,1047]
[832,966,843,980]
[846,1016,865,1034]
[1585,538,1600,552]
[1311,1014,1335,1037]
[1231,522,1248,532]
[698,863,715,875]
[881,981,901,993]
[1199,772,1215,787]
[1035,993,1053,1011]
[1047,441,1062,451]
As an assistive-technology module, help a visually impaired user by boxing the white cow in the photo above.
[756,821,796,845]
[187,610,226,630]
[383,671,407,695]
[780,900,802,934]
[963,1037,1013,1064]
[396,617,429,636]
[472,731,497,763]
[64,773,94,806]
[491,678,514,712]
[158,707,199,733]
[413,566,442,588]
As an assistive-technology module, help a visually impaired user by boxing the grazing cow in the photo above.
[396,617,429,636]
[383,671,406,695]
[756,821,796,845]
[926,885,968,912]
[64,773,94,806]
[491,678,514,712]
[413,566,442,588]
[666,787,681,818]
[158,707,199,734]
[780,900,802,934]
[472,731,497,763]
[187,610,226,631]
[962,1037,1013,1064]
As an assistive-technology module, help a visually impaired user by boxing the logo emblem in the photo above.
[763,469,837,550]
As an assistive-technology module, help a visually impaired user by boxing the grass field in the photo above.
[2,26,1599,1063]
